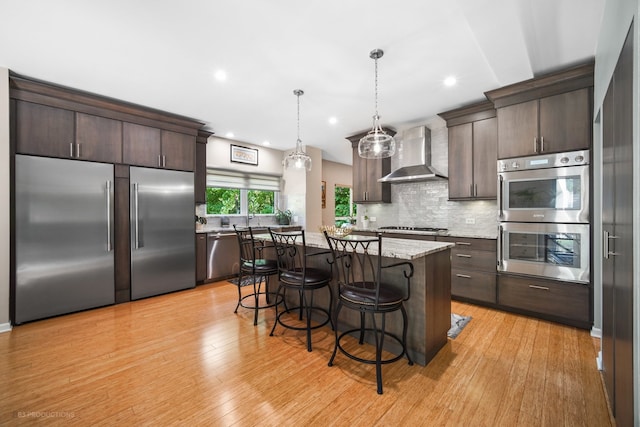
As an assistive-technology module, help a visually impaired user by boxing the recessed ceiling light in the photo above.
[328,117,338,125]
[262,141,270,146]
[214,70,227,82]
[225,132,234,138]
[444,76,457,87]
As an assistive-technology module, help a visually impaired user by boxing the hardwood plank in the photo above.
[0,283,612,426]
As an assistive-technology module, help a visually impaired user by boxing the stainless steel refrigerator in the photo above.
[15,155,115,324]
[130,167,195,300]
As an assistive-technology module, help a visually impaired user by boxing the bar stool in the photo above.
[269,229,334,352]
[324,231,414,394]
[233,225,281,325]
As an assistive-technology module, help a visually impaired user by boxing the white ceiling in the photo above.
[0,0,605,165]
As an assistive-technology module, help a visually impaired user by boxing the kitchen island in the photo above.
[261,231,454,366]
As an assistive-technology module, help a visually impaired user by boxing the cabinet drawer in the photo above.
[498,275,589,322]
[438,236,496,252]
[450,248,496,272]
[451,268,496,303]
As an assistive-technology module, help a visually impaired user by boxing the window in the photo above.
[334,185,356,226]
[206,169,280,216]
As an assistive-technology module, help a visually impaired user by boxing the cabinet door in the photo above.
[76,113,122,163]
[539,88,591,153]
[447,123,473,199]
[161,130,195,171]
[472,117,497,198]
[497,100,538,159]
[196,233,207,282]
[15,101,75,158]
[123,122,161,168]
[195,142,207,204]
[352,146,368,203]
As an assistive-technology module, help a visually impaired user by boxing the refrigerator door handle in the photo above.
[106,180,112,251]
[133,182,140,249]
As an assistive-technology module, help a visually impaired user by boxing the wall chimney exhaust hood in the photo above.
[378,126,447,183]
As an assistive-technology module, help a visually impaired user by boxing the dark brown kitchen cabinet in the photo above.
[76,113,123,164]
[123,124,195,171]
[195,130,212,204]
[439,101,497,200]
[123,122,161,168]
[496,88,591,158]
[161,130,195,171]
[347,130,393,203]
[196,233,207,283]
[497,274,590,327]
[437,236,497,304]
[14,101,75,158]
[485,62,594,160]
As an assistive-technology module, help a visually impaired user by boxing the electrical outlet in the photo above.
[370,216,376,222]
[465,218,475,224]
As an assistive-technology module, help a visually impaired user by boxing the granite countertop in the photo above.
[254,231,454,261]
[195,225,299,234]
[352,227,498,240]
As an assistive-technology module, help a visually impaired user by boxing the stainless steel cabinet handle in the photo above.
[76,143,80,158]
[540,136,545,152]
[133,183,140,249]
[158,155,162,167]
[456,273,471,279]
[528,285,549,291]
[162,155,166,167]
[533,137,538,153]
[456,242,471,246]
[70,142,74,157]
[456,254,472,258]
[106,180,112,251]
[470,184,474,197]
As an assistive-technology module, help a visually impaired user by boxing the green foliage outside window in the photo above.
[206,188,275,215]
[248,190,275,214]
[334,185,356,227]
[206,188,240,214]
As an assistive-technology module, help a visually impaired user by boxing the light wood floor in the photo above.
[0,281,611,426]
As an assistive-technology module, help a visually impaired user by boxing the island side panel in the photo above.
[422,248,452,364]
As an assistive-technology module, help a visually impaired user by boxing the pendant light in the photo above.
[283,89,312,171]
[358,49,396,159]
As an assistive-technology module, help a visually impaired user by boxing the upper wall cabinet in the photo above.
[10,72,205,170]
[438,101,497,200]
[485,63,593,159]
[346,130,393,204]
[123,124,195,171]
[195,130,212,204]
[14,102,123,163]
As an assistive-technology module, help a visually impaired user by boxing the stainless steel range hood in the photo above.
[378,126,447,183]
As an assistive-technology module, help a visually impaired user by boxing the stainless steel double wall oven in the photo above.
[497,150,590,283]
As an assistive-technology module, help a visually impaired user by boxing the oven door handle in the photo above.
[498,175,504,220]
[497,224,503,269]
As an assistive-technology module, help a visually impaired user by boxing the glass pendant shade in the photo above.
[284,89,312,171]
[358,49,396,159]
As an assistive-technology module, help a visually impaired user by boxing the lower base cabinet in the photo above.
[498,274,590,328]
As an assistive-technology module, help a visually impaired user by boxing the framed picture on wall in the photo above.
[321,180,326,209]
[230,144,258,165]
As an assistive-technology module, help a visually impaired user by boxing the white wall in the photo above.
[321,160,352,226]
[206,136,284,175]
[0,67,11,332]
[593,0,638,423]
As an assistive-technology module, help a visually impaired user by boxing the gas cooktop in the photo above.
[379,226,448,233]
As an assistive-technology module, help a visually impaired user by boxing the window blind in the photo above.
[206,168,281,191]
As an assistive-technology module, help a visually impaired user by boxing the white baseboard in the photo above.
[0,322,12,333]
[596,350,603,371]
[590,327,602,338]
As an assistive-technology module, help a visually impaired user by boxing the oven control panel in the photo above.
[498,150,589,172]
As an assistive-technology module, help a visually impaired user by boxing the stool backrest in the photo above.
[269,229,307,276]
[234,225,258,270]
[324,232,383,306]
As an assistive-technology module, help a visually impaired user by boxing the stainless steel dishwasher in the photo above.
[207,233,240,281]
